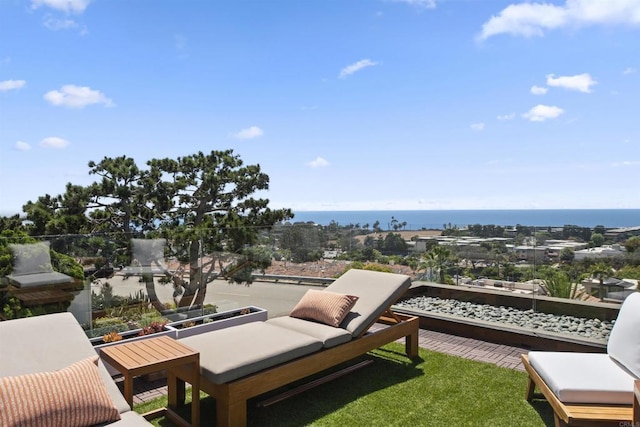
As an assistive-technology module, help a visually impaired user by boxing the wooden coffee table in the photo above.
[100,335,200,427]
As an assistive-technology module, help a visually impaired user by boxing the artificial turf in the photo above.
[134,342,554,426]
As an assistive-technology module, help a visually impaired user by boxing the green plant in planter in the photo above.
[85,316,129,339]
[138,320,167,336]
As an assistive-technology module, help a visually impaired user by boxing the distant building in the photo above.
[513,246,546,263]
[604,226,640,241]
[581,277,638,301]
[574,245,625,260]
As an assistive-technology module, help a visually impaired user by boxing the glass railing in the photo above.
[1,223,637,346]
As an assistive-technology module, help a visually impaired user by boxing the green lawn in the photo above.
[135,342,554,426]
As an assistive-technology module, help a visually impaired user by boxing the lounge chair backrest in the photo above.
[325,269,411,337]
[9,241,54,276]
[131,238,167,267]
[0,312,131,414]
[607,292,640,378]
[123,238,169,275]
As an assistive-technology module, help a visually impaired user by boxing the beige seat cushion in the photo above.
[180,322,323,384]
[528,352,636,404]
[267,316,352,348]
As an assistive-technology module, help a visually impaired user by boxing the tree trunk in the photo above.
[178,241,208,308]
[143,274,166,312]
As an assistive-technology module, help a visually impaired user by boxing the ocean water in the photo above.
[290,210,640,229]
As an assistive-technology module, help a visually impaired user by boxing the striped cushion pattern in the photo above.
[290,289,359,327]
[0,356,120,427]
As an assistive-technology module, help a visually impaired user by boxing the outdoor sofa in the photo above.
[171,268,420,427]
[0,312,153,426]
[522,291,640,427]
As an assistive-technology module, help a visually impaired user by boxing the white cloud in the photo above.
[623,67,637,75]
[232,126,264,139]
[44,85,114,108]
[478,0,640,41]
[307,157,330,168]
[40,137,70,149]
[546,73,597,93]
[471,122,485,131]
[522,104,565,122]
[530,85,548,95]
[0,79,26,92]
[478,3,567,40]
[339,59,378,79]
[497,113,516,120]
[31,0,91,14]
[15,141,31,151]
[390,0,437,9]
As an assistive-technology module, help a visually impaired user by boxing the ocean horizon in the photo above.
[290,209,640,229]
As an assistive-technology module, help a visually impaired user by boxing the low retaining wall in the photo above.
[397,282,620,352]
[407,282,621,321]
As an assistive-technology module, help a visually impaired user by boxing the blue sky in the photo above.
[1,0,639,216]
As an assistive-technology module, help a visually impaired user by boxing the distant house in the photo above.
[573,245,625,260]
[581,277,638,301]
[513,246,546,263]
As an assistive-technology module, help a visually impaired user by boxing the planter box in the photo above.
[90,327,177,350]
[166,305,267,339]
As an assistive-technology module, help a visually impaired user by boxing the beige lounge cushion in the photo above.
[607,292,640,378]
[267,316,352,348]
[0,312,131,415]
[290,289,358,327]
[325,269,412,337]
[180,322,323,384]
[528,352,636,404]
[0,356,121,427]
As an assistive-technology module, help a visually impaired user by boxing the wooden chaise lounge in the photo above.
[522,292,640,427]
[170,269,420,427]
[0,312,153,426]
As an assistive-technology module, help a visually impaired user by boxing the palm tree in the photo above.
[590,263,611,301]
[541,270,577,299]
[421,245,453,284]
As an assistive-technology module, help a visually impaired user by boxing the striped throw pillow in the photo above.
[290,289,359,327]
[0,356,120,427]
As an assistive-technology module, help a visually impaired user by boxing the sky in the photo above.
[1,0,639,216]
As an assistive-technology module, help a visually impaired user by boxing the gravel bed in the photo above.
[397,296,613,341]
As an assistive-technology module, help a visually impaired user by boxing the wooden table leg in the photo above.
[123,374,134,408]
[191,360,200,427]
